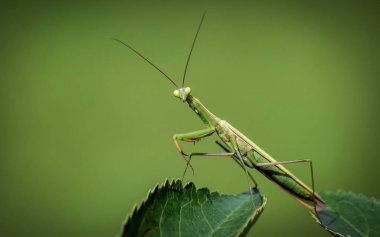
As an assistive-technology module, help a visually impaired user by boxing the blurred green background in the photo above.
[1,0,379,236]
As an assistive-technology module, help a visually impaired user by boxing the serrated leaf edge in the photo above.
[119,178,267,237]
[118,178,178,236]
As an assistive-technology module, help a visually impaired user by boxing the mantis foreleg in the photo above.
[173,127,215,175]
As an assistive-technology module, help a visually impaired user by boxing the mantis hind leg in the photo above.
[247,150,325,217]
[252,156,328,228]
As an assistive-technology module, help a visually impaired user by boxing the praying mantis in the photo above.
[114,13,326,216]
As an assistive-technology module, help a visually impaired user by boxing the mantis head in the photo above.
[173,87,191,102]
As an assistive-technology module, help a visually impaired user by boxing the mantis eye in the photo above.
[173,89,180,97]
[184,87,191,95]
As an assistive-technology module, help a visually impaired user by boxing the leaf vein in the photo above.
[210,199,249,236]
[159,192,170,237]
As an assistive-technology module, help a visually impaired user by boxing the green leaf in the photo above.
[121,179,266,237]
[313,191,380,237]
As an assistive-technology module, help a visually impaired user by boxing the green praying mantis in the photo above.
[115,13,327,218]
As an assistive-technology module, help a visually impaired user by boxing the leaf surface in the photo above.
[313,191,380,237]
[121,179,266,237]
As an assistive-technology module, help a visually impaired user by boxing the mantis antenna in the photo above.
[114,12,206,89]
[182,12,206,87]
[113,38,179,88]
